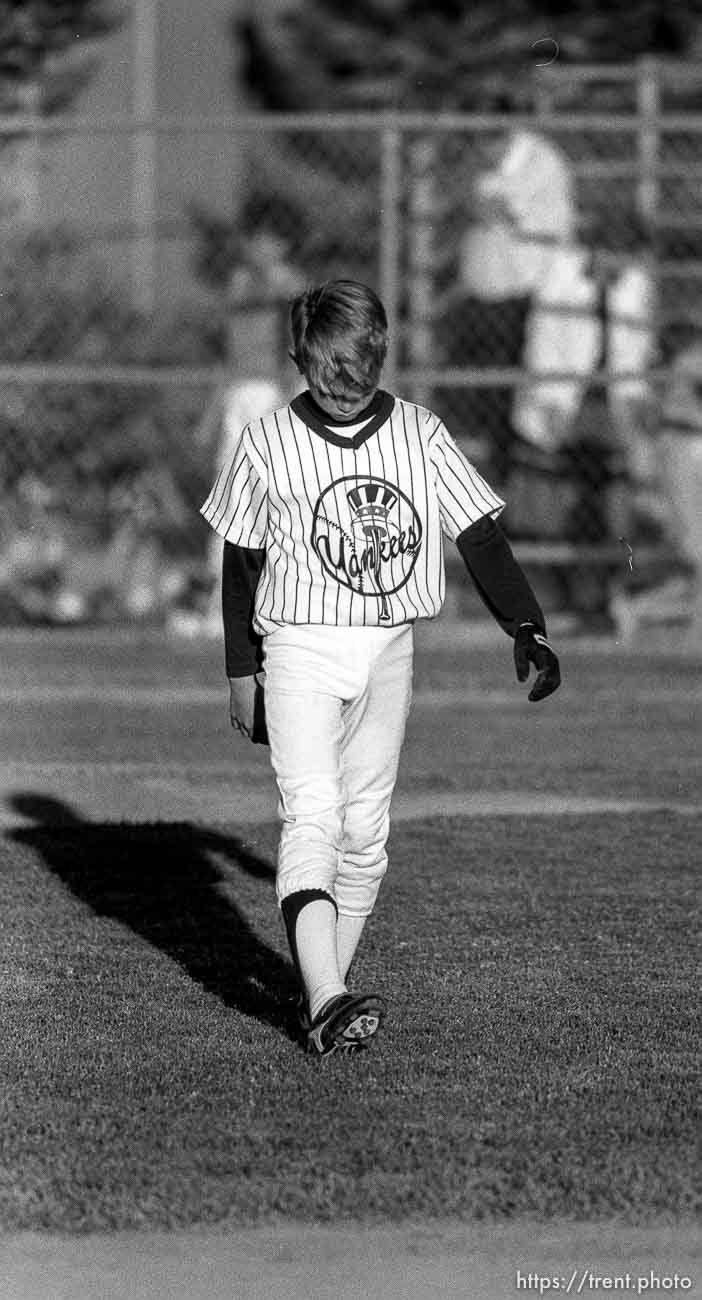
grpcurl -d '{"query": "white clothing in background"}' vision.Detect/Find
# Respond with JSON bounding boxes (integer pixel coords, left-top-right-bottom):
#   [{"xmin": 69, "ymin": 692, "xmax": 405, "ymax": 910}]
[
  {"xmin": 513, "ymin": 250, "xmax": 656, "ymax": 452},
  {"xmin": 512, "ymin": 247, "xmax": 599, "ymax": 451},
  {"xmin": 218, "ymin": 378, "xmax": 288, "ymax": 465},
  {"xmin": 461, "ymin": 129, "xmax": 576, "ymax": 300},
  {"xmin": 608, "ymin": 264, "xmax": 657, "ymax": 407}
]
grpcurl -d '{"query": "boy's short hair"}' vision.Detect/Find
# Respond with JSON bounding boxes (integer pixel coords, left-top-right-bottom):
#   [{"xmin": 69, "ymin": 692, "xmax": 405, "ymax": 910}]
[{"xmin": 290, "ymin": 280, "xmax": 388, "ymax": 394}]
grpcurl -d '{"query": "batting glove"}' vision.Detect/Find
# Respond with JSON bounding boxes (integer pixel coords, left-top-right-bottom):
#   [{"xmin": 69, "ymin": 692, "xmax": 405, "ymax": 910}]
[{"xmin": 514, "ymin": 622, "xmax": 561, "ymax": 703}]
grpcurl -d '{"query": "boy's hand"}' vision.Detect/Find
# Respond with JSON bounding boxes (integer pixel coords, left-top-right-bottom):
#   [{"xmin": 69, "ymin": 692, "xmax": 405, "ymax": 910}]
[
  {"xmin": 514, "ymin": 623, "xmax": 561, "ymax": 702},
  {"xmin": 228, "ymin": 675, "xmax": 269, "ymax": 745}
]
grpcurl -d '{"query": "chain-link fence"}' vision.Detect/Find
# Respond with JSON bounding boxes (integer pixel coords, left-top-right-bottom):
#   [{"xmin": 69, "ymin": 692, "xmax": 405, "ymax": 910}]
[{"xmin": 2, "ymin": 61, "xmax": 702, "ymax": 625}]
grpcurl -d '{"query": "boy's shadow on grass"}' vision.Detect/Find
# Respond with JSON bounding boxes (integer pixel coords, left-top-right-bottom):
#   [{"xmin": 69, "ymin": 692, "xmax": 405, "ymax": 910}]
[{"xmin": 8, "ymin": 792, "xmax": 299, "ymax": 1041}]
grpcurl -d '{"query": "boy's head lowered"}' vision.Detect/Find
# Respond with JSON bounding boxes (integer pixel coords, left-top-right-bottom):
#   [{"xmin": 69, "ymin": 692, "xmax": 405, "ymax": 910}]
[{"xmin": 290, "ymin": 280, "xmax": 388, "ymax": 419}]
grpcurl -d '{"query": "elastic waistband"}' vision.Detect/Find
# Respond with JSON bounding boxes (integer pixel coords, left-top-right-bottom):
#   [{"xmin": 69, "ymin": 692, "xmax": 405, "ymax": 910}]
[{"xmin": 266, "ymin": 621, "xmax": 413, "ymax": 649}]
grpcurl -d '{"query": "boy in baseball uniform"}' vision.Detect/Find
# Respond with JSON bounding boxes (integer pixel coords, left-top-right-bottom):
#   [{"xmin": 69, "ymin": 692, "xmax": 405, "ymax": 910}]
[{"xmin": 201, "ymin": 280, "xmax": 560, "ymax": 1056}]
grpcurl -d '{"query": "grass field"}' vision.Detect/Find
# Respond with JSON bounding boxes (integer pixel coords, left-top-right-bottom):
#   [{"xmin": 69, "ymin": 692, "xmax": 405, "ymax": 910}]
[{"xmin": 1, "ymin": 622, "xmax": 701, "ymax": 1288}]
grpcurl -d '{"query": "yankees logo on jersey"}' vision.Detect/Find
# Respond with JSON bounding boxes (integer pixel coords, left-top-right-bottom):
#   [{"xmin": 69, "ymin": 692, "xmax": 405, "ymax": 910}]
[
  {"xmin": 200, "ymin": 389, "xmax": 505, "ymax": 633},
  {"xmin": 312, "ymin": 475, "xmax": 422, "ymax": 621}
]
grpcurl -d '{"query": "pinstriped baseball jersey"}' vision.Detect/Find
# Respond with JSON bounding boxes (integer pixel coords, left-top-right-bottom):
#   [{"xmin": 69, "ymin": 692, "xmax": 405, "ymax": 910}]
[{"xmin": 200, "ymin": 389, "xmax": 505, "ymax": 633}]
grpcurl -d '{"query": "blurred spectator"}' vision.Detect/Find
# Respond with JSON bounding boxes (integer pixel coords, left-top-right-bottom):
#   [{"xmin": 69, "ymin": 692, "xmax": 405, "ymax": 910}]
[
  {"xmin": 655, "ymin": 334, "xmax": 702, "ymax": 643},
  {"xmin": 99, "ymin": 465, "xmax": 193, "ymax": 619},
  {"xmin": 438, "ymin": 127, "xmax": 576, "ymax": 483},
  {"xmin": 509, "ymin": 221, "xmax": 658, "ymax": 631},
  {"xmin": 0, "ymin": 465, "xmax": 190, "ymax": 625},
  {"xmin": 460, "ymin": 126, "xmax": 577, "ymax": 299},
  {"xmin": 43, "ymin": 463, "xmax": 192, "ymax": 625},
  {"xmin": 510, "ymin": 240, "xmax": 599, "ymax": 459},
  {"xmin": 226, "ymin": 226, "xmax": 304, "ymax": 317},
  {"xmin": 169, "ymin": 237, "xmax": 304, "ymax": 637},
  {"xmin": 0, "ymin": 474, "xmax": 67, "ymax": 623}
]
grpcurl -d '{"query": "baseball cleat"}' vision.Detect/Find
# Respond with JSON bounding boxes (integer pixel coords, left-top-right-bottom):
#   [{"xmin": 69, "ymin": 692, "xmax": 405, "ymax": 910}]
[{"xmin": 302, "ymin": 991, "xmax": 386, "ymax": 1056}]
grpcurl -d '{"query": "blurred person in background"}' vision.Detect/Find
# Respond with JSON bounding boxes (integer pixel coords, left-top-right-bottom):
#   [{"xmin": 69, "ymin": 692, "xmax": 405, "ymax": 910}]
[
  {"xmin": 651, "ymin": 330, "xmax": 702, "ymax": 644},
  {"xmin": 0, "ymin": 465, "xmax": 190, "ymax": 627},
  {"xmin": 170, "ymin": 228, "xmax": 304, "ymax": 636},
  {"xmin": 437, "ymin": 125, "xmax": 576, "ymax": 489},
  {"xmin": 510, "ymin": 216, "xmax": 658, "ymax": 633},
  {"xmin": 461, "ymin": 125, "xmax": 577, "ymax": 301},
  {"xmin": 100, "ymin": 461, "xmax": 193, "ymax": 620},
  {"xmin": 38, "ymin": 460, "xmax": 192, "ymax": 626},
  {"xmin": 0, "ymin": 473, "xmax": 68, "ymax": 623}
]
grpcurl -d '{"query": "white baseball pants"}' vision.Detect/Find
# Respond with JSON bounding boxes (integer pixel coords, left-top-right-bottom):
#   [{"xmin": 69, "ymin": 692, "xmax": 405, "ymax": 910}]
[{"xmin": 262, "ymin": 622, "xmax": 414, "ymax": 917}]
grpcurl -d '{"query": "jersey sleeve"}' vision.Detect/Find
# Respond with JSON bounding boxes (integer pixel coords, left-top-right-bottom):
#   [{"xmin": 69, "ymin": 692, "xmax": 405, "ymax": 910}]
[
  {"xmin": 200, "ymin": 424, "xmax": 268, "ymax": 547},
  {"xmin": 428, "ymin": 417, "xmax": 505, "ymax": 541}
]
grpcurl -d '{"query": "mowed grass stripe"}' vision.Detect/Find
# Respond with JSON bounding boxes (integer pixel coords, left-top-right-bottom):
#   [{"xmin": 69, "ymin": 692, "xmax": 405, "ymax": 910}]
[
  {"xmin": 2, "ymin": 685, "xmax": 702, "ymax": 705},
  {"xmin": 1, "ymin": 811, "xmax": 699, "ymax": 1231},
  {"xmin": 0, "ymin": 686, "xmax": 521, "ymax": 707},
  {"xmin": 1, "ymin": 773, "xmax": 702, "ymax": 824}
]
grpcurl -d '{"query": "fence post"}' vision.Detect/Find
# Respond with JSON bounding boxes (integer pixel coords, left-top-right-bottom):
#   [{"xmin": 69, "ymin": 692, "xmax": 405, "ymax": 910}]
[
  {"xmin": 380, "ymin": 123, "xmax": 402, "ymax": 390},
  {"xmin": 132, "ymin": 0, "xmax": 158, "ymax": 315},
  {"xmin": 407, "ymin": 134, "xmax": 436, "ymax": 406},
  {"xmin": 637, "ymin": 55, "xmax": 659, "ymax": 230},
  {"xmin": 636, "ymin": 55, "xmax": 661, "ymax": 369}
]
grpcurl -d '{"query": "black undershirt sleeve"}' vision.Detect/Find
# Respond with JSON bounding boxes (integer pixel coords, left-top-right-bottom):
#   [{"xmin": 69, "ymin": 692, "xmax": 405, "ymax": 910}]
[
  {"xmin": 221, "ymin": 540, "xmax": 266, "ymax": 677},
  {"xmin": 455, "ymin": 515, "xmax": 545, "ymax": 638}
]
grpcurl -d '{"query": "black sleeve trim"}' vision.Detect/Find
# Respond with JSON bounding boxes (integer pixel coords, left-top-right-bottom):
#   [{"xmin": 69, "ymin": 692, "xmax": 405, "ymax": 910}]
[
  {"xmin": 222, "ymin": 540, "xmax": 265, "ymax": 677},
  {"xmin": 455, "ymin": 515, "xmax": 545, "ymax": 638}
]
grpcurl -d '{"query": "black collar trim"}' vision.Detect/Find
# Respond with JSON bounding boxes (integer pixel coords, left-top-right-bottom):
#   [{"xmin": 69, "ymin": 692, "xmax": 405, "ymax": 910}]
[{"xmin": 291, "ymin": 389, "xmax": 395, "ymax": 448}]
